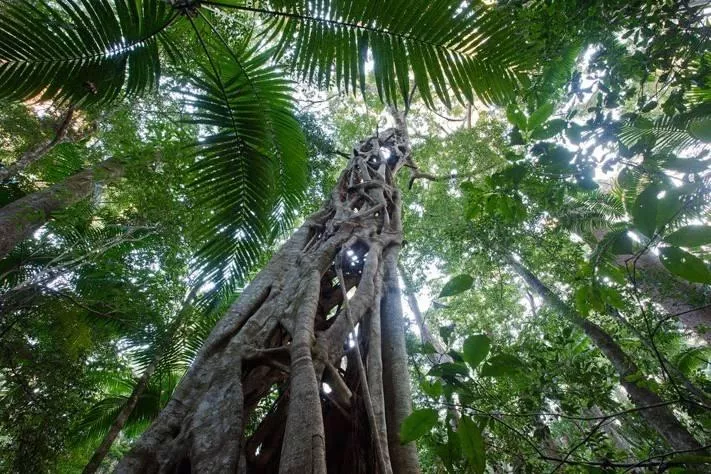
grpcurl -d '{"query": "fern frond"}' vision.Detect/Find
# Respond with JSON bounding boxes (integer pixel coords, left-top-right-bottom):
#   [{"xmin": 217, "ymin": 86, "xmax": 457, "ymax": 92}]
[{"xmin": 557, "ymin": 191, "xmax": 626, "ymax": 235}]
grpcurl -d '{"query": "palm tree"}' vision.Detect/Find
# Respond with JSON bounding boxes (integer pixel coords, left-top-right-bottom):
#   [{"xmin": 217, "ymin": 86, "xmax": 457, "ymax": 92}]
[{"xmin": 0, "ymin": 1, "xmax": 534, "ymax": 471}]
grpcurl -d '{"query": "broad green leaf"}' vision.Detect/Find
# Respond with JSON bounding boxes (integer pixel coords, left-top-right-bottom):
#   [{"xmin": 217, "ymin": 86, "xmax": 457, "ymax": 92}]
[
  {"xmin": 428, "ymin": 362, "xmax": 469, "ymax": 379},
  {"xmin": 420, "ymin": 379, "xmax": 443, "ymax": 398},
  {"xmin": 506, "ymin": 105, "xmax": 527, "ymax": 130},
  {"xmin": 531, "ymin": 118, "xmax": 566, "ymax": 140},
  {"xmin": 462, "ymin": 334, "xmax": 491, "ymax": 370},
  {"xmin": 480, "ymin": 354, "xmax": 523, "ymax": 377},
  {"xmin": 440, "ymin": 324, "xmax": 456, "ymax": 344},
  {"xmin": 608, "ymin": 230, "xmax": 634, "ymax": 255},
  {"xmin": 565, "ymin": 122, "xmax": 583, "ymax": 144},
  {"xmin": 664, "ymin": 226, "xmax": 711, "ymax": 247},
  {"xmin": 656, "ymin": 185, "xmax": 694, "ymax": 229},
  {"xmin": 420, "ymin": 342, "xmax": 438, "ymax": 354},
  {"xmin": 539, "ymin": 145, "xmax": 573, "ymax": 172},
  {"xmin": 400, "ymin": 408, "xmax": 438, "ymax": 444},
  {"xmin": 458, "ymin": 416, "xmax": 486, "ymax": 474},
  {"xmin": 439, "ymin": 274, "xmax": 474, "ymax": 297},
  {"xmin": 527, "ymin": 103, "xmax": 554, "ymax": 130},
  {"xmin": 632, "ymin": 184, "xmax": 659, "ymax": 238},
  {"xmin": 660, "ymin": 247, "xmax": 711, "ymax": 284}
]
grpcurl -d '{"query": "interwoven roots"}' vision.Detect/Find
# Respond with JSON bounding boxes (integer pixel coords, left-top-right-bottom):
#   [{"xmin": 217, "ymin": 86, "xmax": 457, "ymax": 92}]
[{"xmin": 117, "ymin": 127, "xmax": 417, "ymax": 474}]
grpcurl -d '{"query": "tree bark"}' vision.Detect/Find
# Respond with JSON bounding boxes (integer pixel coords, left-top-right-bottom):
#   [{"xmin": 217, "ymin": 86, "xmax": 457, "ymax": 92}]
[
  {"xmin": 82, "ymin": 363, "xmax": 157, "ymax": 474},
  {"xmin": 0, "ymin": 105, "xmax": 77, "ymax": 183},
  {"xmin": 507, "ymin": 256, "xmax": 703, "ymax": 452},
  {"xmin": 0, "ymin": 157, "xmax": 124, "ymax": 259},
  {"xmin": 617, "ymin": 251, "xmax": 711, "ymax": 345},
  {"xmin": 117, "ymin": 124, "xmax": 419, "ymax": 473}
]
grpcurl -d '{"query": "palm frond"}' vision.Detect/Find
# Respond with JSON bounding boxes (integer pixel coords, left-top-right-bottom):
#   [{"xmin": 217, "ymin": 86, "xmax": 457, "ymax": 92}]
[
  {"xmin": 185, "ymin": 42, "xmax": 307, "ymax": 291},
  {"xmin": 0, "ymin": 0, "xmax": 177, "ymax": 105},
  {"xmin": 619, "ymin": 113, "xmax": 711, "ymax": 154},
  {"xmin": 556, "ymin": 190, "xmax": 626, "ymax": 235},
  {"xmin": 207, "ymin": 0, "xmax": 533, "ymax": 107}
]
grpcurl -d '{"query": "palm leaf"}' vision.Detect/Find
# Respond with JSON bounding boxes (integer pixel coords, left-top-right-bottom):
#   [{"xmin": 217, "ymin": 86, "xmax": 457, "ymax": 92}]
[
  {"xmin": 619, "ymin": 113, "xmax": 711, "ymax": 154},
  {"xmin": 0, "ymin": 0, "xmax": 177, "ymax": 105},
  {"xmin": 184, "ymin": 41, "xmax": 307, "ymax": 292},
  {"xmin": 206, "ymin": 0, "xmax": 534, "ymax": 107}
]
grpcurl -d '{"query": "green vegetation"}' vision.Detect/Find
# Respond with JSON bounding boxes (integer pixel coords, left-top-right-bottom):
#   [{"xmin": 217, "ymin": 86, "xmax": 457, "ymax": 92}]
[{"xmin": 0, "ymin": 0, "xmax": 709, "ymax": 472}]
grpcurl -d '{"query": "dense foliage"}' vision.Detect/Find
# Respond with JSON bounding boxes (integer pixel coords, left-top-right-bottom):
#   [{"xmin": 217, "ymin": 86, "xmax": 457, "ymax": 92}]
[{"xmin": 0, "ymin": 0, "xmax": 709, "ymax": 472}]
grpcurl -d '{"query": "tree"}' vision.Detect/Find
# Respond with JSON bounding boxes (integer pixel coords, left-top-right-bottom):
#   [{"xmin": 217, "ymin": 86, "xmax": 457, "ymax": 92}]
[
  {"xmin": 507, "ymin": 256, "xmax": 702, "ymax": 452},
  {"xmin": 1, "ymin": 0, "xmax": 710, "ymax": 472}
]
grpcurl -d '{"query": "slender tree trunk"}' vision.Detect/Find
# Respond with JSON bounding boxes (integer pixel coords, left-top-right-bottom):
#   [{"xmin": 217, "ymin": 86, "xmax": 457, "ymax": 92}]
[
  {"xmin": 0, "ymin": 106, "xmax": 76, "ymax": 182},
  {"xmin": 0, "ymin": 157, "xmax": 124, "ymax": 259},
  {"xmin": 117, "ymin": 124, "xmax": 420, "ymax": 473},
  {"xmin": 83, "ymin": 363, "xmax": 157, "ymax": 474},
  {"xmin": 617, "ymin": 251, "xmax": 711, "ymax": 345},
  {"xmin": 507, "ymin": 256, "xmax": 703, "ymax": 452},
  {"xmin": 82, "ymin": 288, "xmax": 199, "ymax": 474},
  {"xmin": 607, "ymin": 306, "xmax": 711, "ymax": 407}
]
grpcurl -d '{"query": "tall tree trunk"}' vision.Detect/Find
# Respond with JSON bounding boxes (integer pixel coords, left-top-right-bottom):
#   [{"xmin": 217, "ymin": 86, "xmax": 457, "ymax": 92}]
[
  {"xmin": 82, "ymin": 363, "xmax": 157, "ymax": 474},
  {"xmin": 0, "ymin": 105, "xmax": 78, "ymax": 183},
  {"xmin": 117, "ymin": 124, "xmax": 420, "ymax": 473},
  {"xmin": 0, "ymin": 157, "xmax": 124, "ymax": 259},
  {"xmin": 506, "ymin": 256, "xmax": 703, "ymax": 452},
  {"xmin": 82, "ymin": 288, "xmax": 199, "ymax": 474},
  {"xmin": 617, "ymin": 250, "xmax": 711, "ymax": 345}
]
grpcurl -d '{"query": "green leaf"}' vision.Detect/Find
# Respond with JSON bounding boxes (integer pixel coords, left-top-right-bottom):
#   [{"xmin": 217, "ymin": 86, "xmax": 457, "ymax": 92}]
[
  {"xmin": 506, "ymin": 105, "xmax": 527, "ymax": 130},
  {"xmin": 400, "ymin": 408, "xmax": 438, "ymax": 444},
  {"xmin": 527, "ymin": 103, "xmax": 554, "ymax": 130},
  {"xmin": 428, "ymin": 362, "xmax": 469, "ymax": 379},
  {"xmin": 480, "ymin": 354, "xmax": 523, "ymax": 377},
  {"xmin": 660, "ymin": 247, "xmax": 711, "ymax": 284},
  {"xmin": 661, "ymin": 158, "xmax": 709, "ymax": 174},
  {"xmin": 420, "ymin": 379, "xmax": 444, "ymax": 398},
  {"xmin": 531, "ymin": 118, "xmax": 566, "ymax": 140},
  {"xmin": 565, "ymin": 122, "xmax": 584, "ymax": 144},
  {"xmin": 439, "ymin": 324, "xmax": 456, "ymax": 344},
  {"xmin": 0, "ymin": 0, "xmax": 174, "ymax": 105},
  {"xmin": 689, "ymin": 117, "xmax": 711, "ymax": 142},
  {"xmin": 270, "ymin": 2, "xmax": 533, "ymax": 106},
  {"xmin": 458, "ymin": 416, "xmax": 486, "ymax": 474},
  {"xmin": 439, "ymin": 274, "xmax": 474, "ymax": 297},
  {"xmin": 632, "ymin": 184, "xmax": 659, "ymax": 238},
  {"xmin": 462, "ymin": 334, "xmax": 491, "ymax": 370},
  {"xmin": 664, "ymin": 226, "xmax": 711, "ymax": 248}
]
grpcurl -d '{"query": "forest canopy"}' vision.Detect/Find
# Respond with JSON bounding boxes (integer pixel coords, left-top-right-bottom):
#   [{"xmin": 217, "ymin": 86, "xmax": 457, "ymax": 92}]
[{"xmin": 0, "ymin": 0, "xmax": 710, "ymax": 473}]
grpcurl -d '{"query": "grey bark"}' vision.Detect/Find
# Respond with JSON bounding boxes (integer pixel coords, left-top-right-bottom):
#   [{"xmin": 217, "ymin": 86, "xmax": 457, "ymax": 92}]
[
  {"xmin": 116, "ymin": 125, "xmax": 418, "ymax": 473},
  {"xmin": 82, "ymin": 363, "xmax": 157, "ymax": 474},
  {"xmin": 0, "ymin": 157, "xmax": 124, "ymax": 259},
  {"xmin": 382, "ymin": 249, "xmax": 421, "ymax": 474},
  {"xmin": 0, "ymin": 105, "xmax": 78, "ymax": 183},
  {"xmin": 507, "ymin": 256, "xmax": 703, "ymax": 452},
  {"xmin": 617, "ymin": 251, "xmax": 711, "ymax": 345}
]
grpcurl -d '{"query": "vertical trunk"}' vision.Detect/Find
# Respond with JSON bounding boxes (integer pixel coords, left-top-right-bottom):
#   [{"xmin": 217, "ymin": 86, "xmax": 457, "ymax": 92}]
[
  {"xmin": 617, "ymin": 251, "xmax": 711, "ymax": 345},
  {"xmin": 82, "ymin": 289, "xmax": 199, "ymax": 474},
  {"xmin": 117, "ymin": 124, "xmax": 419, "ymax": 473},
  {"xmin": 381, "ymin": 249, "xmax": 421, "ymax": 474},
  {"xmin": 82, "ymin": 363, "xmax": 157, "ymax": 474},
  {"xmin": 0, "ymin": 105, "xmax": 77, "ymax": 183},
  {"xmin": 507, "ymin": 256, "xmax": 703, "ymax": 452},
  {"xmin": 0, "ymin": 157, "xmax": 124, "ymax": 259}
]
